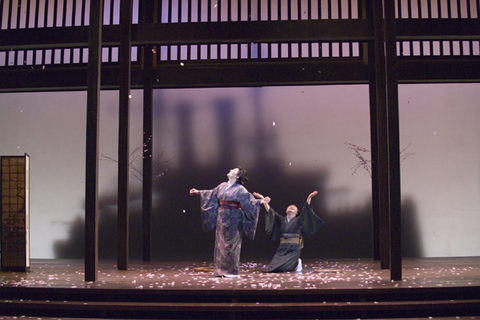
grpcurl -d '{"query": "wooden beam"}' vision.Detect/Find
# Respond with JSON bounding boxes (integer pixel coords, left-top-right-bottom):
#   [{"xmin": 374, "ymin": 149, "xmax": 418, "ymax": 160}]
[
  {"xmin": 0, "ymin": 19, "xmax": 372, "ymax": 50},
  {"xmin": 133, "ymin": 19, "xmax": 373, "ymax": 44},
  {"xmin": 384, "ymin": 0, "xmax": 402, "ymax": 282},
  {"xmin": 1, "ymin": 57, "xmax": 478, "ymax": 93},
  {"xmin": 396, "ymin": 19, "xmax": 480, "ymax": 40},
  {"xmin": 85, "ymin": 0, "xmax": 103, "ymax": 282},
  {"xmin": 2, "ymin": 18, "xmax": 479, "ymax": 51},
  {"xmin": 364, "ymin": 0, "xmax": 381, "ymax": 261},
  {"xmin": 141, "ymin": 0, "xmax": 156, "ymax": 262},
  {"xmin": 151, "ymin": 60, "xmax": 369, "ymax": 87},
  {"xmin": 373, "ymin": 0, "xmax": 390, "ymax": 271},
  {"xmin": 117, "ymin": 0, "xmax": 133, "ymax": 271}
]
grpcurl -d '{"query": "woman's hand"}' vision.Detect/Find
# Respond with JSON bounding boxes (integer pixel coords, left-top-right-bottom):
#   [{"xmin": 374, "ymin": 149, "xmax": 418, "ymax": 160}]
[
  {"xmin": 189, "ymin": 188, "xmax": 199, "ymax": 195},
  {"xmin": 306, "ymin": 191, "xmax": 318, "ymax": 205},
  {"xmin": 256, "ymin": 194, "xmax": 271, "ymax": 211},
  {"xmin": 260, "ymin": 196, "xmax": 271, "ymax": 205},
  {"xmin": 253, "ymin": 192, "xmax": 264, "ymax": 199}
]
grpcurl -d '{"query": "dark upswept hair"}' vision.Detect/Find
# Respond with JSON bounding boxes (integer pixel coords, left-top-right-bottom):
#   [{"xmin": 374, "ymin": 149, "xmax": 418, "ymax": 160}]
[{"xmin": 235, "ymin": 166, "xmax": 249, "ymax": 185}]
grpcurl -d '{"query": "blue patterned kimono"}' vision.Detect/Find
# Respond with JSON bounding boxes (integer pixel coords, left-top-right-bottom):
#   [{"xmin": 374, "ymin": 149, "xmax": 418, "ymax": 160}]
[
  {"xmin": 264, "ymin": 202, "xmax": 324, "ymax": 272},
  {"xmin": 199, "ymin": 182, "xmax": 262, "ymax": 276}
]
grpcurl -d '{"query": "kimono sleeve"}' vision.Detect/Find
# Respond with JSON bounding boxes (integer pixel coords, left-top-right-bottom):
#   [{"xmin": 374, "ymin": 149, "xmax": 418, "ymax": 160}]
[
  {"xmin": 198, "ymin": 185, "xmax": 221, "ymax": 232},
  {"xmin": 237, "ymin": 187, "xmax": 262, "ymax": 240},
  {"xmin": 265, "ymin": 207, "xmax": 283, "ymax": 241},
  {"xmin": 300, "ymin": 202, "xmax": 324, "ymax": 239}
]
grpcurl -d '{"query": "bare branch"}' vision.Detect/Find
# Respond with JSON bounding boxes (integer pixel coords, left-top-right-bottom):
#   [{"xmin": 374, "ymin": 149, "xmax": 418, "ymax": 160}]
[
  {"xmin": 345, "ymin": 141, "xmax": 414, "ymax": 177},
  {"xmin": 100, "ymin": 134, "xmax": 172, "ymax": 183},
  {"xmin": 344, "ymin": 141, "xmax": 372, "ymax": 177}
]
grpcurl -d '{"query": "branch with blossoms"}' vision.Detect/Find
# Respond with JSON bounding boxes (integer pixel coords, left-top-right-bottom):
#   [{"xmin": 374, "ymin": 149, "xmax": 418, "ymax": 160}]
[
  {"xmin": 344, "ymin": 141, "xmax": 414, "ymax": 177},
  {"xmin": 344, "ymin": 141, "xmax": 372, "ymax": 177},
  {"xmin": 100, "ymin": 135, "xmax": 172, "ymax": 183}
]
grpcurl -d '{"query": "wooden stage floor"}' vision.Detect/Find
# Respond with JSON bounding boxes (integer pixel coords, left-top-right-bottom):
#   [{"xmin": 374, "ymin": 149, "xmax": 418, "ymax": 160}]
[
  {"xmin": 0, "ymin": 257, "xmax": 480, "ymax": 290},
  {"xmin": 1, "ymin": 257, "xmax": 479, "ymax": 320},
  {"xmin": 1, "ymin": 257, "xmax": 480, "ymax": 291}
]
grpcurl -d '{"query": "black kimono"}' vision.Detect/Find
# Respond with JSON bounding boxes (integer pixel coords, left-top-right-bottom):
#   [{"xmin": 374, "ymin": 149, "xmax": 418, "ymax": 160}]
[{"xmin": 264, "ymin": 202, "xmax": 324, "ymax": 272}]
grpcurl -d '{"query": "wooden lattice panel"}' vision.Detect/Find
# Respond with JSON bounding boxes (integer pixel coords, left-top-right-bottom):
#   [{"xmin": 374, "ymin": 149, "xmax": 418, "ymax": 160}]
[{"xmin": 1, "ymin": 154, "xmax": 30, "ymax": 272}]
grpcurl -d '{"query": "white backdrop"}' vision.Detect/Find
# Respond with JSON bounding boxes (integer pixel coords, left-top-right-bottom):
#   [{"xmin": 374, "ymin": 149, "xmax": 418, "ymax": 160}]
[{"xmin": 0, "ymin": 83, "xmax": 479, "ymax": 259}]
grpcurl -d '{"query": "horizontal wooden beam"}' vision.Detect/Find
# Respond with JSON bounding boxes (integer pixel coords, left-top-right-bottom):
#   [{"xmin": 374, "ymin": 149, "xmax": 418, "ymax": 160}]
[
  {"xmin": 150, "ymin": 59, "xmax": 369, "ymax": 87},
  {"xmin": 0, "ymin": 20, "xmax": 371, "ymax": 50},
  {"xmin": 2, "ymin": 18, "xmax": 479, "ymax": 51},
  {"xmin": 1, "ymin": 57, "xmax": 478, "ymax": 93},
  {"xmin": 398, "ymin": 58, "xmax": 480, "ymax": 83},
  {"xmin": 135, "ymin": 19, "xmax": 373, "ymax": 44},
  {"xmin": 396, "ymin": 19, "xmax": 480, "ymax": 41}
]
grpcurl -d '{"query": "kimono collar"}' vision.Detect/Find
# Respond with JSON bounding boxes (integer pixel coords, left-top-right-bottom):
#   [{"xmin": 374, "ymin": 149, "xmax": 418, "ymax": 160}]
[
  {"xmin": 286, "ymin": 214, "xmax": 297, "ymax": 223},
  {"xmin": 225, "ymin": 182, "xmax": 237, "ymax": 190}
]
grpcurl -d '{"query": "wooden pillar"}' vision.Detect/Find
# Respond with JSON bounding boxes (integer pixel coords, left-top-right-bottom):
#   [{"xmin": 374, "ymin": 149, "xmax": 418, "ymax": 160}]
[
  {"xmin": 118, "ymin": 0, "xmax": 133, "ymax": 271},
  {"xmin": 364, "ymin": 0, "xmax": 381, "ymax": 261},
  {"xmin": 384, "ymin": 0, "xmax": 402, "ymax": 281},
  {"xmin": 141, "ymin": 1, "xmax": 156, "ymax": 262},
  {"xmin": 85, "ymin": 0, "xmax": 103, "ymax": 282},
  {"xmin": 371, "ymin": 0, "xmax": 402, "ymax": 280},
  {"xmin": 372, "ymin": 0, "xmax": 390, "ymax": 270},
  {"xmin": 142, "ymin": 53, "xmax": 153, "ymax": 262}
]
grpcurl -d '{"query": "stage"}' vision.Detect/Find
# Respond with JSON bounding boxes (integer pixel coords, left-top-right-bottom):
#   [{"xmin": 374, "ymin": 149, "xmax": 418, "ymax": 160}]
[
  {"xmin": 0, "ymin": 257, "xmax": 480, "ymax": 319},
  {"xmin": 1, "ymin": 257, "xmax": 480, "ymax": 290}
]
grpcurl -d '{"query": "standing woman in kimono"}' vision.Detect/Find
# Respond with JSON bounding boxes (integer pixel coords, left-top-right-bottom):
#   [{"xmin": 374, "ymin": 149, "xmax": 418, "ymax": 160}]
[
  {"xmin": 254, "ymin": 191, "xmax": 324, "ymax": 273},
  {"xmin": 190, "ymin": 167, "xmax": 270, "ymax": 277}
]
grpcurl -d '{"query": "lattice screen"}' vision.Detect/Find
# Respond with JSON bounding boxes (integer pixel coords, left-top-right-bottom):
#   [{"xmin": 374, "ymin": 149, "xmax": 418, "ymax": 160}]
[{"xmin": 1, "ymin": 154, "xmax": 30, "ymax": 272}]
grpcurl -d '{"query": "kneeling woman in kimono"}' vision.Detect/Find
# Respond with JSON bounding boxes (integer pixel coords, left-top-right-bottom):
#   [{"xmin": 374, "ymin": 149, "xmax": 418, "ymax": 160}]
[
  {"xmin": 254, "ymin": 191, "xmax": 324, "ymax": 273},
  {"xmin": 190, "ymin": 167, "xmax": 270, "ymax": 277}
]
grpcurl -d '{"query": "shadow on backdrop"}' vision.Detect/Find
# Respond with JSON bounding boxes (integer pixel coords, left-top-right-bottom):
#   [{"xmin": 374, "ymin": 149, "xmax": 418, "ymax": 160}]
[{"xmin": 54, "ymin": 89, "xmax": 423, "ymax": 261}]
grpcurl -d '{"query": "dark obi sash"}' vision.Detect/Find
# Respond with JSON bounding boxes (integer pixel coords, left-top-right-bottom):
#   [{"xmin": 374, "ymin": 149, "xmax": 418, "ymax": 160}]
[
  {"xmin": 219, "ymin": 199, "xmax": 241, "ymax": 209},
  {"xmin": 280, "ymin": 233, "xmax": 303, "ymax": 248}
]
